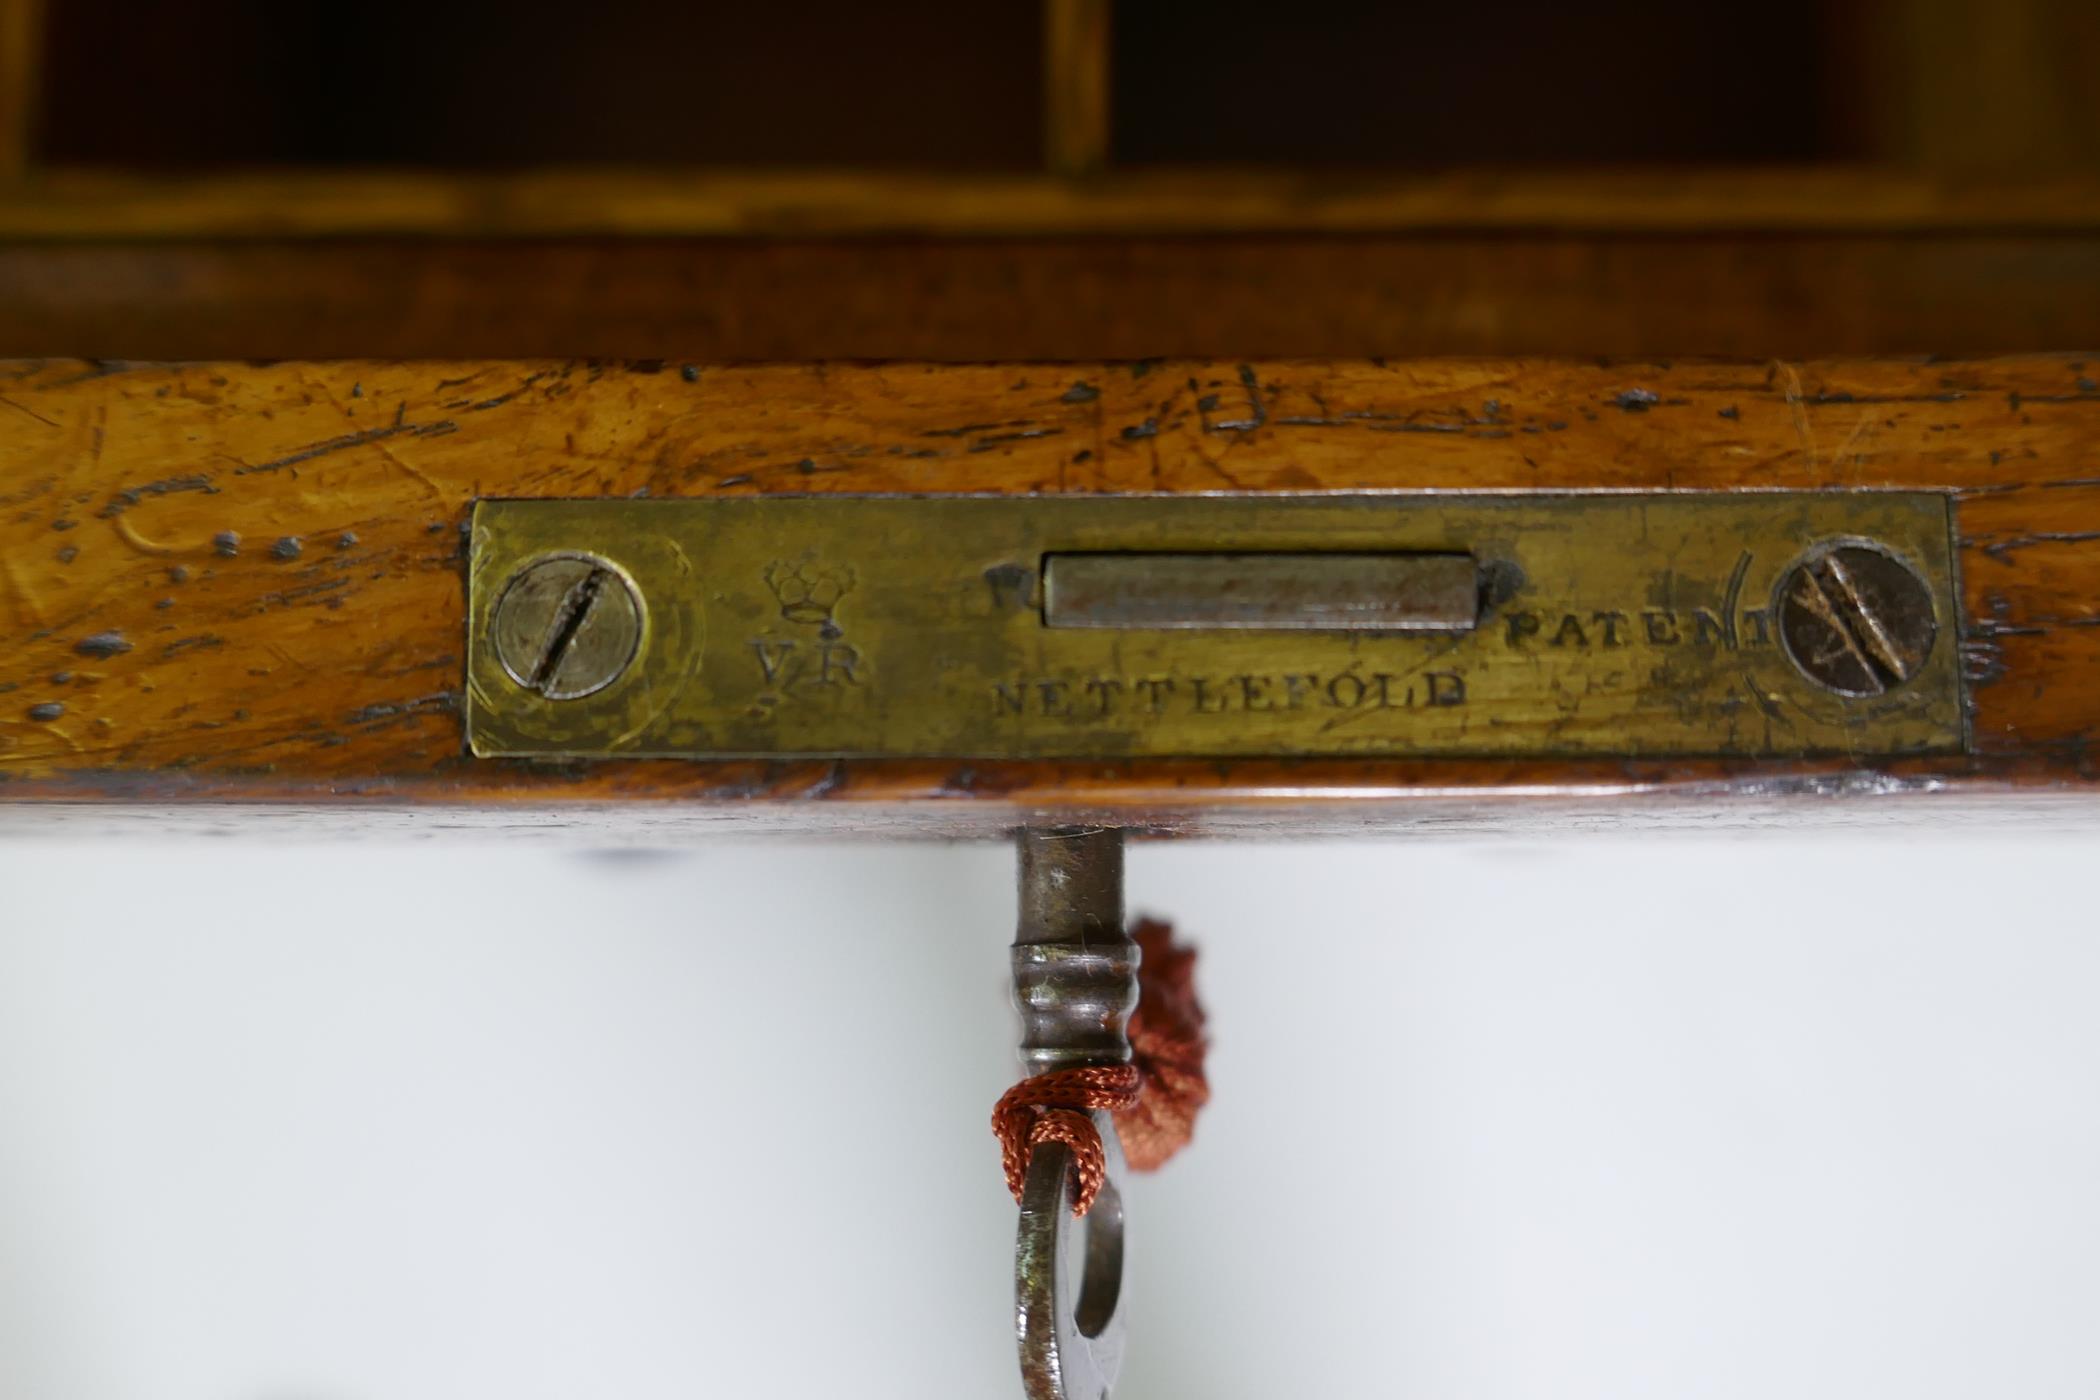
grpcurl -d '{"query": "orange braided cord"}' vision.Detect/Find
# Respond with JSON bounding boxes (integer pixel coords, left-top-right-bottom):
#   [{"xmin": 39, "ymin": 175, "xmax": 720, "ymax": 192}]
[
  {"xmin": 1116, "ymin": 918, "xmax": 1211, "ymax": 1171},
  {"xmin": 992, "ymin": 918, "xmax": 1210, "ymax": 1216},
  {"xmin": 993, "ymin": 1064, "xmax": 1143, "ymax": 1216}
]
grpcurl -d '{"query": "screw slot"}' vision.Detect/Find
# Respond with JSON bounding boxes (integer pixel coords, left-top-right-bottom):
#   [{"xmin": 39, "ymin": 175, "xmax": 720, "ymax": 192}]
[
  {"xmin": 1777, "ymin": 541, "xmax": 1936, "ymax": 696},
  {"xmin": 490, "ymin": 555, "xmax": 643, "ymax": 701}
]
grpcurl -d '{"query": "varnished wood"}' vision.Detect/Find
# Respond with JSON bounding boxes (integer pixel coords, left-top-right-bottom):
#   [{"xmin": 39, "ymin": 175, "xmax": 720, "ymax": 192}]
[
  {"xmin": 0, "ymin": 357, "xmax": 2095, "ymax": 831},
  {"xmin": 2, "ymin": 234, "xmax": 2097, "ymax": 363},
  {"xmin": 1868, "ymin": 0, "xmax": 2100, "ymax": 171},
  {"xmin": 4, "ymin": 169, "xmax": 2099, "ymax": 238},
  {"xmin": 1042, "ymin": 0, "xmax": 1111, "ymax": 177},
  {"xmin": 0, "ymin": 0, "xmax": 41, "ymax": 180},
  {"xmin": 6, "ymin": 170, "xmax": 2094, "ymax": 363}
]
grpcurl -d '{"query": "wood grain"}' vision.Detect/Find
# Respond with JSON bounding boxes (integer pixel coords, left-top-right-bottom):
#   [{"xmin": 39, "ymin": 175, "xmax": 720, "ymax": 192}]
[
  {"xmin": 7, "ymin": 170, "xmax": 2094, "ymax": 365},
  {"xmin": 2, "ymin": 233, "xmax": 2097, "ymax": 363},
  {"xmin": 0, "ymin": 357, "xmax": 2095, "ymax": 831}
]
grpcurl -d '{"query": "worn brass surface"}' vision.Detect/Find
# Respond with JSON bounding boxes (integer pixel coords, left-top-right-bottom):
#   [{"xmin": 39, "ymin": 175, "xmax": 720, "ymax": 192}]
[
  {"xmin": 1043, "ymin": 552, "xmax": 1478, "ymax": 631},
  {"xmin": 466, "ymin": 494, "xmax": 1963, "ymax": 760}
]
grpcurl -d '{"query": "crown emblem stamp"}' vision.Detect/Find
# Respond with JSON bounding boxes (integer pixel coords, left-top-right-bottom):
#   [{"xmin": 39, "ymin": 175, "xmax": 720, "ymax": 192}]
[
  {"xmin": 748, "ymin": 555, "xmax": 868, "ymax": 706},
  {"xmin": 764, "ymin": 558, "xmax": 856, "ymax": 638}
]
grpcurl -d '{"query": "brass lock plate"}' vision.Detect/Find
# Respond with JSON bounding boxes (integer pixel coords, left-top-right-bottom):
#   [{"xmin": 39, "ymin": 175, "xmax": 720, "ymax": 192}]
[{"xmin": 465, "ymin": 493, "xmax": 1963, "ymax": 760}]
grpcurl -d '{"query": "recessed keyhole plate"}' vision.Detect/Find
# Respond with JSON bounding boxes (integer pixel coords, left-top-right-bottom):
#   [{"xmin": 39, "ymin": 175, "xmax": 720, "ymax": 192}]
[{"xmin": 465, "ymin": 493, "xmax": 1963, "ymax": 761}]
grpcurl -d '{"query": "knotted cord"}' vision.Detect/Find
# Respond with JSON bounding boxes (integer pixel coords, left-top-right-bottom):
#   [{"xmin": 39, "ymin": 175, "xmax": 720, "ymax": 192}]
[{"xmin": 992, "ymin": 918, "xmax": 1210, "ymax": 1216}]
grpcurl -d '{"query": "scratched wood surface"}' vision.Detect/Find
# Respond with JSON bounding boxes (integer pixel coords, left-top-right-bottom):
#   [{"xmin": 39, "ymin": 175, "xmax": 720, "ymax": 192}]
[{"xmin": 0, "ymin": 357, "xmax": 2094, "ymax": 832}]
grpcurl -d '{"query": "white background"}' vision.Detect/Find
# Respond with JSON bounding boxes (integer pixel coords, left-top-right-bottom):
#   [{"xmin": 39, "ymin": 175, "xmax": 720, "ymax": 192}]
[{"xmin": 1, "ymin": 832, "xmax": 2095, "ymax": 1399}]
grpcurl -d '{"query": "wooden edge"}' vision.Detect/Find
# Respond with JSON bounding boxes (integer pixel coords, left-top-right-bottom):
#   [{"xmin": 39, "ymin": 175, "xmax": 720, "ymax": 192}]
[
  {"xmin": 0, "ymin": 755, "xmax": 2091, "ymax": 806},
  {"xmin": 2, "ymin": 355, "xmax": 2097, "ymax": 836},
  {"xmin": 4, "ymin": 167, "xmax": 2100, "ymax": 239},
  {"xmin": 0, "ymin": 0, "xmax": 42, "ymax": 182},
  {"xmin": 1043, "ymin": 0, "xmax": 1112, "ymax": 177},
  {"xmin": 3, "ymin": 235, "xmax": 2097, "ymax": 362},
  {"xmin": 4, "ymin": 786, "xmax": 2099, "ymax": 841}
]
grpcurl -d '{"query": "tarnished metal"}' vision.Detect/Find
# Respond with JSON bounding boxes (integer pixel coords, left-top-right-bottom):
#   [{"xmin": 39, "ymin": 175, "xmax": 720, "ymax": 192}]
[
  {"xmin": 1778, "ymin": 542, "xmax": 1939, "ymax": 696},
  {"xmin": 466, "ymin": 493, "xmax": 1965, "ymax": 759},
  {"xmin": 1042, "ymin": 551, "xmax": 1478, "ymax": 631},
  {"xmin": 1013, "ymin": 827, "xmax": 1134, "ymax": 1400},
  {"xmin": 488, "ymin": 554, "xmax": 644, "ymax": 701},
  {"xmin": 1012, "ymin": 942, "xmax": 1140, "ymax": 1077},
  {"xmin": 1016, "ymin": 1135, "xmax": 1127, "ymax": 1400},
  {"xmin": 1014, "ymin": 828, "xmax": 1136, "ymax": 1075},
  {"xmin": 1016, "ymin": 827, "xmax": 1126, "ymax": 946}
]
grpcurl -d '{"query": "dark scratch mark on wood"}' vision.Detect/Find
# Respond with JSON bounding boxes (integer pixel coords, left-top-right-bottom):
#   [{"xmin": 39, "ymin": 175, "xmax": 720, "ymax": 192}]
[
  {"xmin": 1979, "ymin": 529, "xmax": 2100, "ymax": 562},
  {"xmin": 98, "ymin": 474, "xmax": 217, "ymax": 518},
  {"xmin": 970, "ymin": 428, "xmax": 1061, "ymax": 451},
  {"xmin": 0, "ymin": 394, "xmax": 60, "ymax": 429},
  {"xmin": 1208, "ymin": 365, "xmax": 1269, "ymax": 432},
  {"xmin": 251, "ymin": 577, "xmax": 352, "ymax": 612},
  {"xmin": 346, "ymin": 692, "xmax": 458, "ymax": 727},
  {"xmin": 235, "ymin": 420, "xmax": 459, "ymax": 476},
  {"xmin": 921, "ymin": 420, "xmax": 1036, "ymax": 438},
  {"xmin": 1807, "ymin": 392, "xmax": 1966, "ymax": 405}
]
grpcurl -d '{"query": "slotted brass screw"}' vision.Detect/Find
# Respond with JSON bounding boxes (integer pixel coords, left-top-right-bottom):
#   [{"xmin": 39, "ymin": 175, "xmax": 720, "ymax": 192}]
[
  {"xmin": 1777, "ymin": 543, "xmax": 1936, "ymax": 696},
  {"xmin": 489, "ymin": 556, "xmax": 643, "ymax": 700}
]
